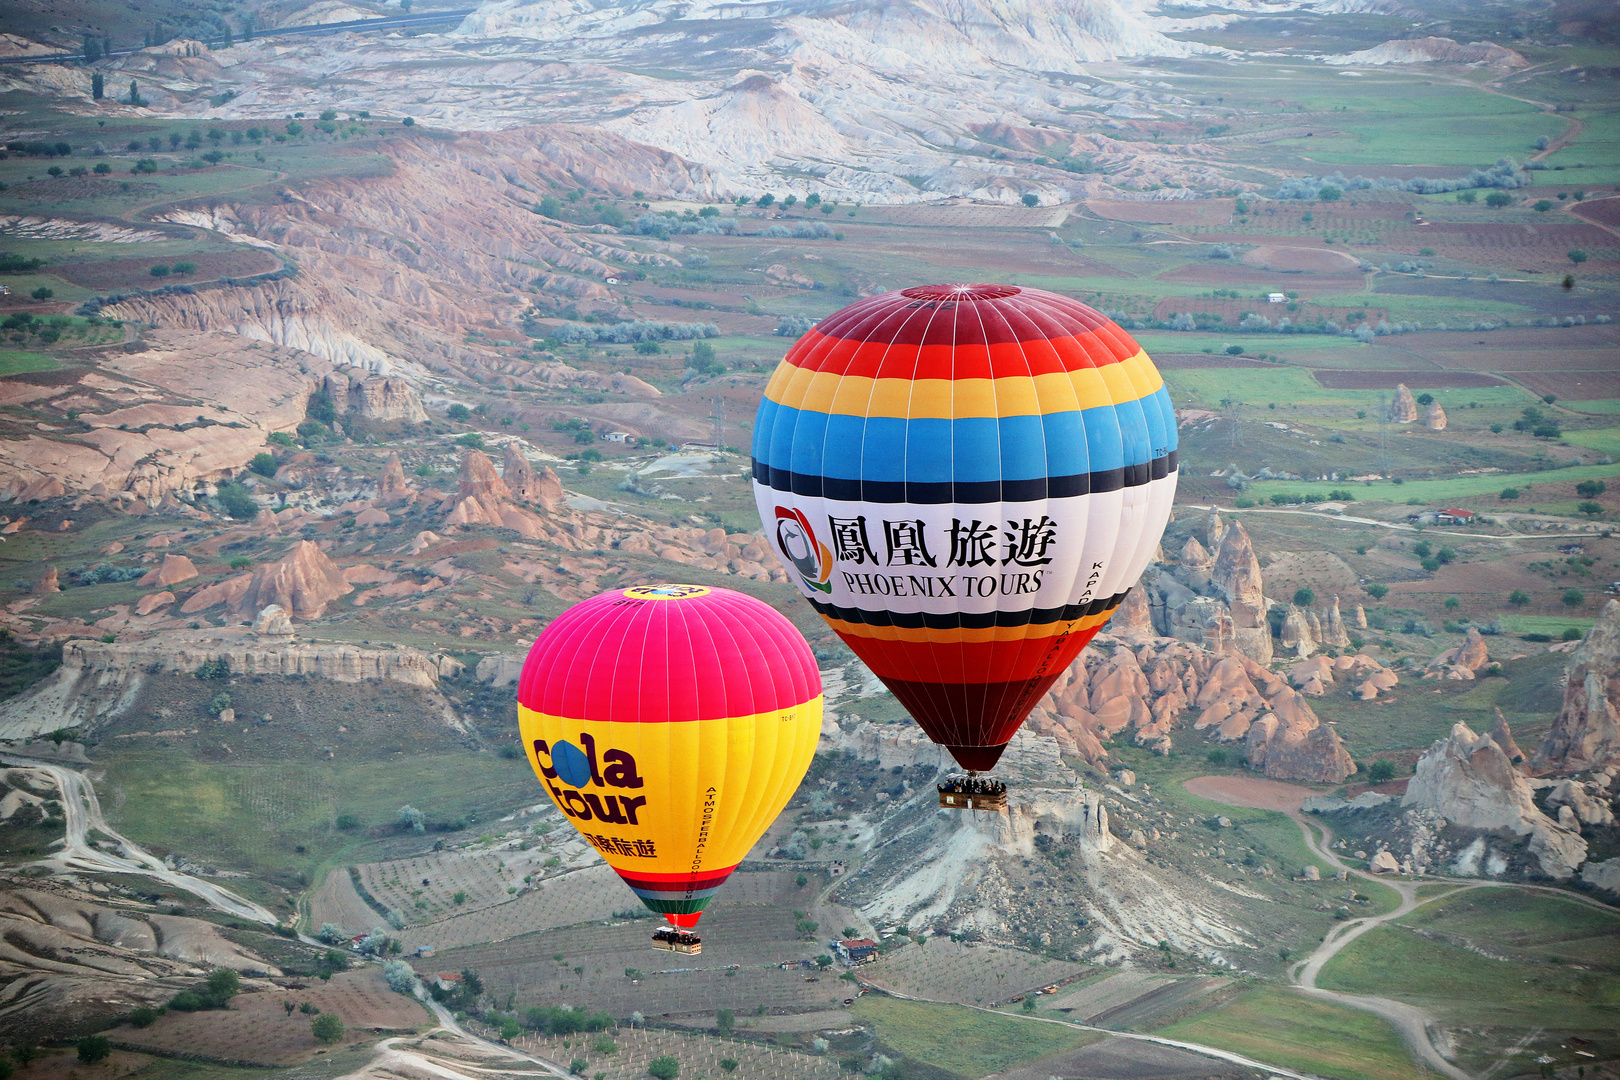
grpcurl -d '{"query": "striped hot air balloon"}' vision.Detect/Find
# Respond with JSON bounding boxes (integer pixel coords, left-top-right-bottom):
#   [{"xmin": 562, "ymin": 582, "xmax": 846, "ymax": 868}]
[
  {"xmin": 751, "ymin": 284, "xmax": 1176, "ymax": 774},
  {"xmin": 517, "ymin": 585, "xmax": 821, "ymax": 947}
]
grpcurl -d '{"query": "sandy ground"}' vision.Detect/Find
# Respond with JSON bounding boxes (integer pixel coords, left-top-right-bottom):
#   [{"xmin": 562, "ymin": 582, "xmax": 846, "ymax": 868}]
[{"xmin": 309, "ymin": 867, "xmax": 384, "ymax": 934}]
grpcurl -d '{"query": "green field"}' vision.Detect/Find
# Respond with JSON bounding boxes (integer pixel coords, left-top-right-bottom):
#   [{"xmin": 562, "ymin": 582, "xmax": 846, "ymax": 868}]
[
  {"xmin": 0, "ymin": 350, "xmax": 59, "ymax": 375},
  {"xmin": 1561, "ymin": 427, "xmax": 1620, "ymax": 459},
  {"xmin": 850, "ymin": 996, "xmax": 1100, "ymax": 1078},
  {"xmin": 1137, "ymin": 334, "xmax": 1366, "ymax": 358},
  {"xmin": 1154, "ymin": 988, "xmax": 1429, "ymax": 1080},
  {"xmin": 1497, "ymin": 613, "xmax": 1598, "ymax": 636},
  {"xmin": 1317, "ymin": 891, "xmax": 1620, "ymax": 1031},
  {"xmin": 1238, "ymin": 461, "xmax": 1620, "ymax": 504},
  {"xmin": 1562, "ymin": 400, "xmax": 1620, "ymax": 416}
]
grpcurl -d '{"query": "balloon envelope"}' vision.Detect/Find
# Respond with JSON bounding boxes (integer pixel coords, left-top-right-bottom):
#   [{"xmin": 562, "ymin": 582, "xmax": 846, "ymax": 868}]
[
  {"xmin": 751, "ymin": 284, "xmax": 1177, "ymax": 771},
  {"xmin": 518, "ymin": 584, "xmax": 822, "ymax": 926}
]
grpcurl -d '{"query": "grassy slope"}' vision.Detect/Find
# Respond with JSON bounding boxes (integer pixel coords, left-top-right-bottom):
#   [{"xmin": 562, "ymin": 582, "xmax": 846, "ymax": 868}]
[
  {"xmin": 1154, "ymin": 987, "xmax": 1430, "ymax": 1080},
  {"xmin": 850, "ymin": 996, "xmax": 1099, "ymax": 1079}
]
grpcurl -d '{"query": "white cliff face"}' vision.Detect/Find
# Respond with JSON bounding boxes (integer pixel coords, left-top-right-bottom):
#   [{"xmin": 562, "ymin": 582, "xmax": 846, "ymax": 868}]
[{"xmin": 1404, "ymin": 722, "xmax": 1587, "ymax": 879}]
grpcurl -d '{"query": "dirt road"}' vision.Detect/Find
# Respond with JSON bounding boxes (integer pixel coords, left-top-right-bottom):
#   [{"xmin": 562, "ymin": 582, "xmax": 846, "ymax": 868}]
[{"xmin": 1, "ymin": 752, "xmax": 278, "ymax": 925}]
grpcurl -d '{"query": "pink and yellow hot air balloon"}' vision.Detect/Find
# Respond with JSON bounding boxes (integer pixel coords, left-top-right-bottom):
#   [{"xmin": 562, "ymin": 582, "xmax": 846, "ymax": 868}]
[{"xmin": 517, "ymin": 585, "xmax": 821, "ymax": 951}]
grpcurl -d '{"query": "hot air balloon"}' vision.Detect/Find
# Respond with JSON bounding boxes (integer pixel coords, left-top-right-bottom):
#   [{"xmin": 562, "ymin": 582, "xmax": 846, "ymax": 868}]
[
  {"xmin": 750, "ymin": 284, "xmax": 1176, "ymax": 799},
  {"xmin": 517, "ymin": 584, "xmax": 821, "ymax": 952}
]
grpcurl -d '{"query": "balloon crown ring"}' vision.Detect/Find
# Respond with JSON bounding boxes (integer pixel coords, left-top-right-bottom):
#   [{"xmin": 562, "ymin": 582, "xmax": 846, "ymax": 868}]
[{"xmin": 900, "ymin": 283, "xmax": 1021, "ymax": 301}]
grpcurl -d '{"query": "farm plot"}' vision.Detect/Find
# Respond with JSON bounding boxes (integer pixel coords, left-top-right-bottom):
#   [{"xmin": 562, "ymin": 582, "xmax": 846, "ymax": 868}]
[
  {"xmin": 1158, "ymin": 265, "xmax": 1366, "ymax": 291},
  {"xmin": 1150, "ymin": 297, "xmax": 1386, "ymax": 326},
  {"xmin": 425, "ymin": 905, "xmax": 844, "ymax": 1017},
  {"xmin": 357, "ymin": 843, "xmax": 564, "ymax": 925},
  {"xmin": 309, "ymin": 866, "xmax": 383, "ymax": 936},
  {"xmin": 112, "ymin": 969, "xmax": 430, "ymax": 1066},
  {"xmin": 1378, "ymin": 221, "xmax": 1617, "ymax": 274},
  {"xmin": 870, "ymin": 203, "xmax": 1068, "ymax": 229},
  {"xmin": 512, "ymin": 1025, "xmax": 841, "ymax": 1080},
  {"xmin": 856, "ymin": 937, "xmax": 1094, "ymax": 1006},
  {"xmin": 1087, "ymin": 200, "xmax": 1237, "ymax": 227},
  {"xmin": 396, "ymin": 863, "xmax": 623, "ymax": 952}
]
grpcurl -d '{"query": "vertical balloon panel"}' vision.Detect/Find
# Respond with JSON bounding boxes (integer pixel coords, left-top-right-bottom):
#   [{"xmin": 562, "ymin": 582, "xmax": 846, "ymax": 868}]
[
  {"xmin": 752, "ymin": 284, "xmax": 1177, "ymax": 771},
  {"xmin": 518, "ymin": 585, "xmax": 822, "ymax": 925}
]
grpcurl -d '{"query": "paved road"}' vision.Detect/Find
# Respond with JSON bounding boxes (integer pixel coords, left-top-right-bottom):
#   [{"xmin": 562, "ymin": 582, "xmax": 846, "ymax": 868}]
[{"xmin": 1, "ymin": 752, "xmax": 277, "ymax": 924}]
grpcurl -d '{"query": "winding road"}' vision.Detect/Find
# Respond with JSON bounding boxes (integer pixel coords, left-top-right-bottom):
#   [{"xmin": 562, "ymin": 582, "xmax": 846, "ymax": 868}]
[{"xmin": 0, "ymin": 751, "xmax": 277, "ymax": 924}]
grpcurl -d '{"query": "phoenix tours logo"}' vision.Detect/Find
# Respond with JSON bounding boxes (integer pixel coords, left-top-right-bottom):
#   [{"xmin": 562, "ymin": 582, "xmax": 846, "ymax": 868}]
[{"xmin": 774, "ymin": 506, "xmax": 833, "ymax": 593}]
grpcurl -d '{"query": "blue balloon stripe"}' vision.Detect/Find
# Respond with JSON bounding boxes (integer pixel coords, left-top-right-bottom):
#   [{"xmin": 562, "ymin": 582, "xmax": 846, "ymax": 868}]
[{"xmin": 760, "ymin": 388, "xmax": 1175, "ymax": 484}]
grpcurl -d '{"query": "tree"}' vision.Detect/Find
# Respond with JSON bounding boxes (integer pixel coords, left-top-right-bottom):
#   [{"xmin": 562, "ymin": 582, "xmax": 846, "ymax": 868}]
[
  {"xmin": 570, "ymin": 1058, "xmax": 589, "ymax": 1075},
  {"xmin": 805, "ymin": 193, "xmax": 821, "ymax": 207},
  {"xmin": 1368, "ymin": 759, "xmax": 1396, "ymax": 783},
  {"xmin": 173, "ymin": 260, "xmax": 197, "ymax": 274},
  {"xmin": 1533, "ymin": 423, "xmax": 1562, "ymax": 439},
  {"xmin": 1225, "ymin": 344, "xmax": 1244, "ymax": 356},
  {"xmin": 397, "ymin": 805, "xmax": 425, "ymax": 832},
  {"xmin": 150, "ymin": 264, "xmax": 171, "ymax": 277},
  {"xmin": 1579, "ymin": 501, "xmax": 1603, "ymax": 516},
  {"xmin": 207, "ymin": 967, "xmax": 241, "ymax": 1001},
  {"xmin": 1569, "ymin": 249, "xmax": 1588, "ymax": 265},
  {"xmin": 721, "ymin": 1060, "xmax": 739, "ymax": 1073},
  {"xmin": 92, "ymin": 72, "xmax": 104, "ymax": 99},
  {"xmin": 1293, "ymin": 587, "xmax": 1315, "ymax": 607},
  {"xmin": 1562, "ymin": 589, "xmax": 1585, "ymax": 607},
  {"xmin": 757, "ymin": 193, "xmax": 775, "ymax": 208},
  {"xmin": 1500, "ymin": 487, "xmax": 1519, "ymax": 500},
  {"xmin": 1576, "ymin": 480, "xmax": 1606, "ymax": 498},
  {"xmin": 30, "ymin": 287, "xmax": 52, "ymax": 301},
  {"xmin": 249, "ymin": 452, "xmax": 278, "ymax": 477},
  {"xmin": 1485, "ymin": 191, "xmax": 1513, "ymax": 208},
  {"xmin": 95, "ymin": 161, "xmax": 111, "ymax": 174},
  {"xmin": 1365, "ymin": 583, "xmax": 1389, "ymax": 600},
  {"xmin": 1533, "ymin": 200, "xmax": 1553, "ymax": 212},
  {"xmin": 1444, "ymin": 597, "xmax": 1460, "ymax": 610},
  {"xmin": 402, "ymin": 116, "xmax": 415, "ymax": 126},
  {"xmin": 1021, "ymin": 193, "xmax": 1039, "ymax": 208},
  {"xmin": 1456, "ymin": 189, "xmax": 1477, "ymax": 203},
  {"xmin": 312, "ymin": 1013, "xmax": 345, "ymax": 1044},
  {"xmin": 131, "ymin": 1005, "xmax": 159, "ymax": 1027},
  {"xmin": 1318, "ymin": 185, "xmax": 1342, "ymax": 202},
  {"xmin": 1022, "ymin": 995, "xmax": 1038, "ymax": 1012},
  {"xmin": 128, "ymin": 80, "xmax": 145, "ymax": 106},
  {"xmin": 1510, "ymin": 590, "xmax": 1530, "ymax": 606},
  {"xmin": 717, "ymin": 1008, "xmax": 734, "ymax": 1034},
  {"xmin": 649, "ymin": 1056, "xmax": 680, "ymax": 1079}
]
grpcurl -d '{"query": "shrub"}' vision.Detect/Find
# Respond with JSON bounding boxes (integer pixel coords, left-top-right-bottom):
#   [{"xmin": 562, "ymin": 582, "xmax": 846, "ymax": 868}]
[
  {"xmin": 1576, "ymin": 480, "xmax": 1606, "ymax": 498},
  {"xmin": 1562, "ymin": 627, "xmax": 1584, "ymax": 641},
  {"xmin": 446, "ymin": 403, "xmax": 471, "ymax": 420},
  {"xmin": 312, "ymin": 1013, "xmax": 345, "ymax": 1044},
  {"xmin": 1509, "ymin": 589, "xmax": 1530, "ymax": 606},
  {"xmin": 1368, "ymin": 759, "xmax": 1396, "ymax": 783},
  {"xmin": 1499, "ymin": 488, "xmax": 1519, "ymax": 500},
  {"xmin": 129, "ymin": 1005, "xmax": 159, "ymax": 1027},
  {"xmin": 1562, "ymin": 589, "xmax": 1585, "ymax": 607},
  {"xmin": 77, "ymin": 1035, "xmax": 111, "ymax": 1064},
  {"xmin": 249, "ymin": 452, "xmax": 278, "ymax": 477},
  {"xmin": 1293, "ymin": 587, "xmax": 1315, "ymax": 607},
  {"xmin": 649, "ymin": 1056, "xmax": 680, "ymax": 1080},
  {"xmin": 456, "ymin": 432, "xmax": 485, "ymax": 449},
  {"xmin": 215, "ymin": 482, "xmax": 258, "ymax": 520},
  {"xmin": 1365, "ymin": 583, "xmax": 1388, "ymax": 599}
]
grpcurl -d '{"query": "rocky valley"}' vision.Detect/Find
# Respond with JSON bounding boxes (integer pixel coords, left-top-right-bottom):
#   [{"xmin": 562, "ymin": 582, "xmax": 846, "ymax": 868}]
[{"xmin": 0, "ymin": 0, "xmax": 1617, "ymax": 1076}]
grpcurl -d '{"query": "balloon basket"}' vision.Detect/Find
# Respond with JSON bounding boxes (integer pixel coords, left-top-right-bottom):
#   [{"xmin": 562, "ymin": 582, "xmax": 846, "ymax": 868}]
[
  {"xmin": 652, "ymin": 927, "xmax": 702, "ymax": 954},
  {"xmin": 936, "ymin": 774, "xmax": 1007, "ymax": 811}
]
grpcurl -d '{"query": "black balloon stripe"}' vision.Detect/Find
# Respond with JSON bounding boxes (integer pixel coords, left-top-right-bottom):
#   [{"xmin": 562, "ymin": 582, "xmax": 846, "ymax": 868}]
[
  {"xmin": 752, "ymin": 452, "xmax": 1175, "ymax": 504},
  {"xmin": 807, "ymin": 591, "xmax": 1128, "ymax": 630}
]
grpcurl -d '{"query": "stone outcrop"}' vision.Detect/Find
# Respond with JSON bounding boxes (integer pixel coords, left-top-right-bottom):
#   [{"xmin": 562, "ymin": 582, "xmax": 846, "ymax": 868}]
[
  {"xmin": 1210, "ymin": 521, "xmax": 1272, "ymax": 664},
  {"xmin": 34, "ymin": 565, "xmax": 58, "ymax": 595},
  {"xmin": 1404, "ymin": 722, "xmax": 1587, "ymax": 878},
  {"xmin": 1321, "ymin": 596, "xmax": 1351, "ymax": 649},
  {"xmin": 443, "ymin": 450, "xmax": 550, "ymax": 539},
  {"xmin": 324, "ymin": 369, "xmax": 428, "ymax": 423},
  {"xmin": 502, "ymin": 442, "xmax": 565, "ymax": 511},
  {"xmin": 0, "ymin": 631, "xmax": 467, "ymax": 740},
  {"xmin": 180, "ymin": 540, "xmax": 352, "ymax": 620},
  {"xmin": 1109, "ymin": 586, "xmax": 1154, "ymax": 642},
  {"xmin": 1425, "ymin": 400, "xmax": 1447, "ymax": 431},
  {"xmin": 1279, "ymin": 605, "xmax": 1314, "ymax": 658},
  {"xmin": 377, "ymin": 452, "xmax": 412, "ymax": 504},
  {"xmin": 1388, "ymin": 384, "xmax": 1418, "ymax": 424},
  {"xmin": 1424, "ymin": 626, "xmax": 1491, "ymax": 681},
  {"xmin": 136, "ymin": 554, "xmax": 199, "ymax": 589},
  {"xmin": 1535, "ymin": 600, "xmax": 1620, "ymax": 775},
  {"xmin": 1582, "ymin": 858, "xmax": 1620, "ymax": 896},
  {"xmin": 134, "ymin": 591, "xmax": 175, "ymax": 616},
  {"xmin": 1490, "ymin": 710, "xmax": 1526, "ymax": 766},
  {"xmin": 252, "ymin": 604, "xmax": 295, "ymax": 636}
]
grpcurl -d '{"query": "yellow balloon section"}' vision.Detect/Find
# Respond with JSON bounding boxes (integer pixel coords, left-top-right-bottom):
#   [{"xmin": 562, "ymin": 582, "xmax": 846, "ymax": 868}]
[{"xmin": 517, "ymin": 585, "xmax": 822, "ymax": 926}]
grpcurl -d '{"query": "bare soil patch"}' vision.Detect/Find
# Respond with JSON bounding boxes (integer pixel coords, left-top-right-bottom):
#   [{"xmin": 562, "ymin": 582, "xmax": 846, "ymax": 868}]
[
  {"xmin": 1569, "ymin": 196, "xmax": 1620, "ymax": 232},
  {"xmin": 51, "ymin": 249, "xmax": 281, "ymax": 291},
  {"xmin": 1087, "ymin": 200, "xmax": 1236, "ymax": 227},
  {"xmin": 1182, "ymin": 775, "xmax": 1316, "ymax": 813},
  {"xmin": 309, "ymin": 866, "xmax": 383, "ymax": 934},
  {"xmin": 1241, "ymin": 245, "xmax": 1364, "ymax": 272},
  {"xmin": 112, "ymin": 968, "xmax": 429, "ymax": 1066},
  {"xmin": 1312, "ymin": 370, "xmax": 1506, "ymax": 389},
  {"xmin": 1382, "ymin": 221, "xmax": 1617, "ymax": 274},
  {"xmin": 1511, "ymin": 370, "xmax": 1620, "ymax": 402},
  {"xmin": 1152, "ymin": 353, "xmax": 1279, "ymax": 369}
]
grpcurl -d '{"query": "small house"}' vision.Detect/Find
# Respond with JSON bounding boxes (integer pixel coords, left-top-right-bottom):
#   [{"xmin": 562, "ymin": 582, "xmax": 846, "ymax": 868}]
[
  {"xmin": 835, "ymin": 938, "xmax": 880, "ymax": 964},
  {"xmin": 1267, "ymin": 292, "xmax": 1287, "ymax": 304},
  {"xmin": 1436, "ymin": 508, "xmax": 1475, "ymax": 525},
  {"xmin": 601, "ymin": 431, "xmax": 632, "ymax": 443},
  {"xmin": 430, "ymin": 973, "xmax": 461, "ymax": 992}
]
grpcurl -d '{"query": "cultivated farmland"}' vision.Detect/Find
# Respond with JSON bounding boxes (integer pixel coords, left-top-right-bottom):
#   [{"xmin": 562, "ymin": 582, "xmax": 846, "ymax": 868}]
[
  {"xmin": 855, "ymin": 936, "xmax": 1094, "ymax": 1006},
  {"xmin": 512, "ymin": 1025, "xmax": 842, "ymax": 1080}
]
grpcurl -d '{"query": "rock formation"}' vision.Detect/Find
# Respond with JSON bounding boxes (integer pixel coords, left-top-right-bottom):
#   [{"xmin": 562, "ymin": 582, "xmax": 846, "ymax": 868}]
[
  {"xmin": 134, "ymin": 591, "xmax": 175, "ymax": 616},
  {"xmin": 324, "ymin": 369, "xmax": 429, "ymax": 423},
  {"xmin": 443, "ymin": 450, "xmax": 549, "ymax": 539},
  {"xmin": 1404, "ymin": 722, "xmax": 1587, "ymax": 878},
  {"xmin": 180, "ymin": 540, "xmax": 352, "ymax": 619},
  {"xmin": 1109, "ymin": 586, "xmax": 1154, "ymax": 642},
  {"xmin": 1210, "ymin": 521, "xmax": 1272, "ymax": 663},
  {"xmin": 502, "ymin": 442, "xmax": 565, "ymax": 511},
  {"xmin": 1490, "ymin": 710, "xmax": 1526, "ymax": 767},
  {"xmin": 1326, "ymin": 36, "xmax": 1527, "ymax": 70},
  {"xmin": 1424, "ymin": 626, "xmax": 1491, "ymax": 681},
  {"xmin": 252, "ymin": 604, "xmax": 295, "ymax": 636},
  {"xmin": 136, "ymin": 554, "xmax": 199, "ymax": 589},
  {"xmin": 1353, "ymin": 604, "xmax": 1368, "ymax": 629},
  {"xmin": 1425, "ymin": 400, "xmax": 1447, "ymax": 431},
  {"xmin": 33, "ymin": 565, "xmax": 58, "ymax": 595},
  {"xmin": 1388, "ymin": 384, "xmax": 1418, "ymax": 424},
  {"xmin": 1280, "ymin": 605, "xmax": 1314, "ymax": 657},
  {"xmin": 377, "ymin": 452, "xmax": 412, "ymax": 504},
  {"xmin": 1534, "ymin": 599, "xmax": 1620, "ymax": 775},
  {"xmin": 1321, "ymin": 596, "xmax": 1351, "ymax": 649}
]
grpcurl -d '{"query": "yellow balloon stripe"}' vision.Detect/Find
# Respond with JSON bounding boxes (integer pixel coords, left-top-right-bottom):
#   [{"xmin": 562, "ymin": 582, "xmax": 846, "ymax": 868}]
[
  {"xmin": 517, "ymin": 698, "xmax": 823, "ymax": 879},
  {"xmin": 765, "ymin": 350, "xmax": 1164, "ymax": 419},
  {"xmin": 820, "ymin": 604, "xmax": 1119, "ymax": 644}
]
